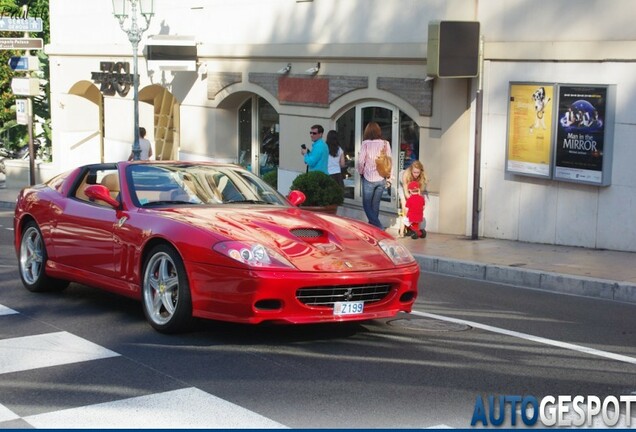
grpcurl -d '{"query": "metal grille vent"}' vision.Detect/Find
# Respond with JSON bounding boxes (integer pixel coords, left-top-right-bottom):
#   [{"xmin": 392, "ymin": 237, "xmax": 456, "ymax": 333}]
[
  {"xmin": 290, "ymin": 228, "xmax": 323, "ymax": 238},
  {"xmin": 296, "ymin": 283, "xmax": 391, "ymax": 307}
]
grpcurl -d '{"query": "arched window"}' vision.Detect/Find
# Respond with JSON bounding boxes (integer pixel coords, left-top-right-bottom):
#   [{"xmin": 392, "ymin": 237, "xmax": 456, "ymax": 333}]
[{"xmin": 238, "ymin": 96, "xmax": 279, "ymax": 177}]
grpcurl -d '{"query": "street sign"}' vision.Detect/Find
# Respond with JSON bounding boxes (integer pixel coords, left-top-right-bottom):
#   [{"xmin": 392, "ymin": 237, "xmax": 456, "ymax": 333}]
[
  {"xmin": 0, "ymin": 37, "xmax": 43, "ymax": 50},
  {"xmin": 15, "ymin": 99, "xmax": 28, "ymax": 125},
  {"xmin": 11, "ymin": 77, "xmax": 39, "ymax": 96},
  {"xmin": 0, "ymin": 17, "xmax": 43, "ymax": 32},
  {"xmin": 8, "ymin": 55, "xmax": 39, "ymax": 71}
]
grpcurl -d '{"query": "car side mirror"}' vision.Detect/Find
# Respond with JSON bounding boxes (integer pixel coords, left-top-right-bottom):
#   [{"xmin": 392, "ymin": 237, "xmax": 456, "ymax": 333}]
[
  {"xmin": 84, "ymin": 184, "xmax": 120, "ymax": 208},
  {"xmin": 287, "ymin": 190, "xmax": 306, "ymax": 207}
]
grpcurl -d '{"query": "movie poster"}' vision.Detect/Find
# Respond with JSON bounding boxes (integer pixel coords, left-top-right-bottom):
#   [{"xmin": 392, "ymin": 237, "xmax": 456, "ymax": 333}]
[
  {"xmin": 506, "ymin": 83, "xmax": 555, "ymax": 178},
  {"xmin": 554, "ymin": 85, "xmax": 607, "ymax": 184}
]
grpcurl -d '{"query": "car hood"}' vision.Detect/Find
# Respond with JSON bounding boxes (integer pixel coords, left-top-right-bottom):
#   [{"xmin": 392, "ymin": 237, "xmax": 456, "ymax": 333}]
[{"xmin": 153, "ymin": 205, "xmax": 395, "ymax": 272}]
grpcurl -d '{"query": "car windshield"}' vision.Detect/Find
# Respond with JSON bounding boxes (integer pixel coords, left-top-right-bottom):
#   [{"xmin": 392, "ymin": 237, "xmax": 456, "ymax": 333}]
[{"xmin": 128, "ymin": 164, "xmax": 288, "ymax": 207}]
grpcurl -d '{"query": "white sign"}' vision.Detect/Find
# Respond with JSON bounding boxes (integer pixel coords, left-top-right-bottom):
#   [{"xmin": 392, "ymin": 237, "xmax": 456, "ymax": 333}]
[
  {"xmin": 16, "ymin": 99, "xmax": 28, "ymax": 125},
  {"xmin": 0, "ymin": 17, "xmax": 43, "ymax": 32},
  {"xmin": 11, "ymin": 77, "xmax": 39, "ymax": 96}
]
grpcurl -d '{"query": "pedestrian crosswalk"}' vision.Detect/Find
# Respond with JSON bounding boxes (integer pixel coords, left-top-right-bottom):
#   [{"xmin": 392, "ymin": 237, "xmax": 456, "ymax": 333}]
[
  {"xmin": 0, "ymin": 303, "xmax": 287, "ymax": 429},
  {"xmin": 0, "ymin": 304, "xmax": 16, "ymax": 316},
  {"xmin": 0, "ymin": 301, "xmax": 460, "ymax": 429},
  {"xmin": 0, "ymin": 332, "xmax": 119, "ymax": 375},
  {"xmin": 21, "ymin": 388, "xmax": 286, "ymax": 429}
]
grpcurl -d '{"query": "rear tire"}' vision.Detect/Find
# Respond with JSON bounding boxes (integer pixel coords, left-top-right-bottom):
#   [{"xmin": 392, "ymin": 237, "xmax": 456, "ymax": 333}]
[
  {"xmin": 141, "ymin": 244, "xmax": 193, "ymax": 333},
  {"xmin": 19, "ymin": 221, "xmax": 69, "ymax": 292}
]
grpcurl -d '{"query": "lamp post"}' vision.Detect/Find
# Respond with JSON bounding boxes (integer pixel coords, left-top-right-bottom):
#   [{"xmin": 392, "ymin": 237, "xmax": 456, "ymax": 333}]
[{"xmin": 112, "ymin": 0, "xmax": 154, "ymax": 160}]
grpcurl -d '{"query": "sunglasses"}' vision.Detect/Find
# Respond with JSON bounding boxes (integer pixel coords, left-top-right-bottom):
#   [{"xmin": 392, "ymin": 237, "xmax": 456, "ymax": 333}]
[{"xmin": 309, "ymin": 131, "xmax": 320, "ymax": 135}]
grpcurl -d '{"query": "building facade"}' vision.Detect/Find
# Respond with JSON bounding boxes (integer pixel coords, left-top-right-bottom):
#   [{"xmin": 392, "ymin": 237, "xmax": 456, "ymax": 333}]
[{"xmin": 44, "ymin": 0, "xmax": 636, "ymax": 252}]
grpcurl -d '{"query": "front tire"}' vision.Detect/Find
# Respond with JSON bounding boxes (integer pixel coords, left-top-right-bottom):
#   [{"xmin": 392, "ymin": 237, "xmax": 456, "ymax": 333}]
[
  {"xmin": 142, "ymin": 244, "xmax": 193, "ymax": 333},
  {"xmin": 19, "ymin": 221, "xmax": 69, "ymax": 292}
]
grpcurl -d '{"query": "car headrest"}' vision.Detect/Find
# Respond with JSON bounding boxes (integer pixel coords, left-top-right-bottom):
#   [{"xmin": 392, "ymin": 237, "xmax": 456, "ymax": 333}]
[{"xmin": 100, "ymin": 173, "xmax": 120, "ymax": 192}]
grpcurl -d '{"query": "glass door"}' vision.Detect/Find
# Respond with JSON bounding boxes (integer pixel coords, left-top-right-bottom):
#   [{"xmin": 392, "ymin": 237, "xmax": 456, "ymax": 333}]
[
  {"xmin": 237, "ymin": 96, "xmax": 279, "ymax": 177},
  {"xmin": 361, "ymin": 105, "xmax": 397, "ymax": 210},
  {"xmin": 336, "ymin": 102, "xmax": 399, "ymax": 210},
  {"xmin": 238, "ymin": 98, "xmax": 254, "ymax": 172}
]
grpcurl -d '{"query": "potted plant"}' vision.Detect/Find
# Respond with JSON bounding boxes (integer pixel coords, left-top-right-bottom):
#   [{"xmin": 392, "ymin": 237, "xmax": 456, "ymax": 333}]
[
  {"xmin": 262, "ymin": 168, "xmax": 277, "ymax": 189},
  {"xmin": 289, "ymin": 171, "xmax": 344, "ymax": 214}
]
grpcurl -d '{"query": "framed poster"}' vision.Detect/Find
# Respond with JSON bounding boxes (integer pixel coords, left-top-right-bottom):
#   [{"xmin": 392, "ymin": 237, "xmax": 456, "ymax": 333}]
[
  {"xmin": 554, "ymin": 84, "xmax": 614, "ymax": 186},
  {"xmin": 505, "ymin": 83, "xmax": 555, "ymax": 178}
]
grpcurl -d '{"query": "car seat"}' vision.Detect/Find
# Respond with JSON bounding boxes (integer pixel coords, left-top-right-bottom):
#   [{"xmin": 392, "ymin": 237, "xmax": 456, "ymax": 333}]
[{"xmin": 100, "ymin": 173, "xmax": 120, "ymax": 200}]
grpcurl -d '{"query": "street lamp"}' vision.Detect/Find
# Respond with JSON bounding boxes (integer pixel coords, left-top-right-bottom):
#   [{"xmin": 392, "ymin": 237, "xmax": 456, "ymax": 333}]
[{"xmin": 112, "ymin": 0, "xmax": 154, "ymax": 160}]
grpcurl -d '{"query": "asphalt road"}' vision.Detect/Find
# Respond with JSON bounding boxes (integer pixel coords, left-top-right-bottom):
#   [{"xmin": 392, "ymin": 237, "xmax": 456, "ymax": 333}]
[{"xmin": 1, "ymin": 210, "xmax": 635, "ymax": 428}]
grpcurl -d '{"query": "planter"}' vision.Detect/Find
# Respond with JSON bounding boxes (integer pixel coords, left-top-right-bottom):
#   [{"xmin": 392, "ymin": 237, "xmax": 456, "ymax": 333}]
[
  {"xmin": 289, "ymin": 171, "xmax": 344, "ymax": 212},
  {"xmin": 300, "ymin": 204, "xmax": 339, "ymax": 215}
]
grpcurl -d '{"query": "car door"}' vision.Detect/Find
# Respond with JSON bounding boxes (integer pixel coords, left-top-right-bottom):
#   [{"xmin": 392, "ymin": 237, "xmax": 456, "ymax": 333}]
[{"xmin": 50, "ymin": 167, "xmax": 120, "ymax": 278}]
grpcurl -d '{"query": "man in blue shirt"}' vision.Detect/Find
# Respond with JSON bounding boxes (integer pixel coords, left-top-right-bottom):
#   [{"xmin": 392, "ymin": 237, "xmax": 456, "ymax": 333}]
[{"xmin": 301, "ymin": 124, "xmax": 329, "ymax": 174}]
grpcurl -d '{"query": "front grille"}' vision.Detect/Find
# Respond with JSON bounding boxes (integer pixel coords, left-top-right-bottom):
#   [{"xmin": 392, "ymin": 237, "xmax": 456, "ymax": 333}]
[{"xmin": 296, "ymin": 283, "xmax": 392, "ymax": 307}]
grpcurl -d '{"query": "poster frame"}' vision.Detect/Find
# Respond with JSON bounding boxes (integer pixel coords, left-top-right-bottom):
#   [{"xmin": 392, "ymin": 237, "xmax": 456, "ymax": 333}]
[
  {"xmin": 553, "ymin": 83, "xmax": 615, "ymax": 187},
  {"xmin": 504, "ymin": 82, "xmax": 557, "ymax": 179}
]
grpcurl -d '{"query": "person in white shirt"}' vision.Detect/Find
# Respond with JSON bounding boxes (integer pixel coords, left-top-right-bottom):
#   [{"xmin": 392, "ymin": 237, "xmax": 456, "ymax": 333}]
[
  {"xmin": 128, "ymin": 127, "xmax": 154, "ymax": 161},
  {"xmin": 326, "ymin": 130, "xmax": 345, "ymax": 188}
]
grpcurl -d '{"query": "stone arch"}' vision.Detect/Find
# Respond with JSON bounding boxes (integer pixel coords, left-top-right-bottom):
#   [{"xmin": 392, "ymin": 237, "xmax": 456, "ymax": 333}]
[
  {"xmin": 63, "ymin": 81, "xmax": 104, "ymax": 165},
  {"xmin": 139, "ymin": 84, "xmax": 180, "ymax": 160}
]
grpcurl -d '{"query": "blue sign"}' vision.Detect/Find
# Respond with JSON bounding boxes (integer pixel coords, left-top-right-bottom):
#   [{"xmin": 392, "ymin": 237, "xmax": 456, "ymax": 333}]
[
  {"xmin": 8, "ymin": 56, "xmax": 28, "ymax": 70},
  {"xmin": 0, "ymin": 17, "xmax": 43, "ymax": 32}
]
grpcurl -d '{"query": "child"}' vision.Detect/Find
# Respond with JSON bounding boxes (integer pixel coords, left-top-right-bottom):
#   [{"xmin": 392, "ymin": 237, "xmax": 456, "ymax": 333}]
[{"xmin": 404, "ymin": 181, "xmax": 426, "ymax": 239}]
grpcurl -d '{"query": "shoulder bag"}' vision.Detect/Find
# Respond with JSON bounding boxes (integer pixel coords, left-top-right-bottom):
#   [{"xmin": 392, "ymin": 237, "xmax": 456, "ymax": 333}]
[{"xmin": 375, "ymin": 140, "xmax": 392, "ymax": 178}]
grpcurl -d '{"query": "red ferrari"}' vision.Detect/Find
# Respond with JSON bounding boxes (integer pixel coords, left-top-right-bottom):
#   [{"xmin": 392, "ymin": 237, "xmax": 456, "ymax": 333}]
[{"xmin": 14, "ymin": 162, "xmax": 419, "ymax": 333}]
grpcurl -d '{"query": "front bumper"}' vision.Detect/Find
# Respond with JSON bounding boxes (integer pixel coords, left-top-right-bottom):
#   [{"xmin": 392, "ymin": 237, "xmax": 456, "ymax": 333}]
[{"xmin": 186, "ymin": 261, "xmax": 420, "ymax": 324}]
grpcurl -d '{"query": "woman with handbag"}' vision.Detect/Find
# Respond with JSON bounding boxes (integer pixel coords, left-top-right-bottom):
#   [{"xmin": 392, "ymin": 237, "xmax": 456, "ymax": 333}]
[{"xmin": 357, "ymin": 121, "xmax": 392, "ymax": 230}]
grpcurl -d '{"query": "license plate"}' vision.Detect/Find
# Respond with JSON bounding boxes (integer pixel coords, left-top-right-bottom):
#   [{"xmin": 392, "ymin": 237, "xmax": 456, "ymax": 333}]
[{"xmin": 333, "ymin": 301, "xmax": 364, "ymax": 315}]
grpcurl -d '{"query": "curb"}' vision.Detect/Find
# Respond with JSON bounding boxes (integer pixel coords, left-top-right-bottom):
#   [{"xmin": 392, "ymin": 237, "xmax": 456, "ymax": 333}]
[{"xmin": 414, "ymin": 255, "xmax": 636, "ymax": 305}]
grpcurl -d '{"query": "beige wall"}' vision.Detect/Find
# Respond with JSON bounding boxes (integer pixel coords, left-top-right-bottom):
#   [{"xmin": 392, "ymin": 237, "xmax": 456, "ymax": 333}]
[{"xmin": 44, "ymin": 0, "xmax": 636, "ymax": 251}]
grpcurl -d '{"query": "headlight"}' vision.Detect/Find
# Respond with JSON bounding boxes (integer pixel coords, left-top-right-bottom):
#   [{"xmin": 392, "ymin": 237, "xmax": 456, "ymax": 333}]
[
  {"xmin": 378, "ymin": 239, "xmax": 416, "ymax": 265},
  {"xmin": 213, "ymin": 241, "xmax": 295, "ymax": 269}
]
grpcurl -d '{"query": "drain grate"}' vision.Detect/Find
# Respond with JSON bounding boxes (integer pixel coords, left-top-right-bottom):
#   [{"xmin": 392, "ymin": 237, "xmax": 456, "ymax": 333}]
[{"xmin": 388, "ymin": 317, "xmax": 471, "ymax": 332}]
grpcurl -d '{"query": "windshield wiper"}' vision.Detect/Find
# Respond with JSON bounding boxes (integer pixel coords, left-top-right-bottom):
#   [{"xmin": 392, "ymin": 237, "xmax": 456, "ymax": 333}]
[
  {"xmin": 143, "ymin": 200, "xmax": 193, "ymax": 206},
  {"xmin": 225, "ymin": 199, "xmax": 271, "ymax": 205}
]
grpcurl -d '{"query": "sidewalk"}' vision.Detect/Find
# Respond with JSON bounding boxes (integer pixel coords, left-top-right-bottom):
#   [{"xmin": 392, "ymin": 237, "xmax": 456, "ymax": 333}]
[
  {"xmin": 2, "ymin": 181, "xmax": 635, "ymax": 305},
  {"xmin": 401, "ymin": 232, "xmax": 636, "ymax": 305}
]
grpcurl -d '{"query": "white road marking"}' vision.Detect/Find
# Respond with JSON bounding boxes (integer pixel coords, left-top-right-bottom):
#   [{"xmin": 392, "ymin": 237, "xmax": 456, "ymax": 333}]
[
  {"xmin": 411, "ymin": 311, "xmax": 636, "ymax": 365},
  {"xmin": 0, "ymin": 304, "xmax": 17, "ymax": 316},
  {"xmin": 23, "ymin": 387, "xmax": 287, "ymax": 429},
  {"xmin": 0, "ymin": 331, "xmax": 119, "ymax": 374}
]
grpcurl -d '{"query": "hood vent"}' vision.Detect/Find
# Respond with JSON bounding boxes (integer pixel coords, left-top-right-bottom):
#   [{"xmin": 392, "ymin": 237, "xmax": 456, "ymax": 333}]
[{"xmin": 290, "ymin": 228, "xmax": 323, "ymax": 238}]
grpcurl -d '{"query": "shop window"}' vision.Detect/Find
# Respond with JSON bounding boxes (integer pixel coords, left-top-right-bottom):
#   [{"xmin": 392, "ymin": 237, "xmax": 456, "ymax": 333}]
[{"xmin": 237, "ymin": 96, "xmax": 279, "ymax": 178}]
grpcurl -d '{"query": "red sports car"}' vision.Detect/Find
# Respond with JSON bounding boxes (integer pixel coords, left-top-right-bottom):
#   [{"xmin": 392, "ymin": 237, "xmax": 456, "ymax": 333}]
[{"xmin": 14, "ymin": 162, "xmax": 419, "ymax": 333}]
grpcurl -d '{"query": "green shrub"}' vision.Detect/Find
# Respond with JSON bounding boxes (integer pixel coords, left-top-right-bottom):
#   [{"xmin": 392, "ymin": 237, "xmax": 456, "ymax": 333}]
[
  {"xmin": 262, "ymin": 168, "xmax": 277, "ymax": 189},
  {"xmin": 290, "ymin": 171, "xmax": 344, "ymax": 206}
]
